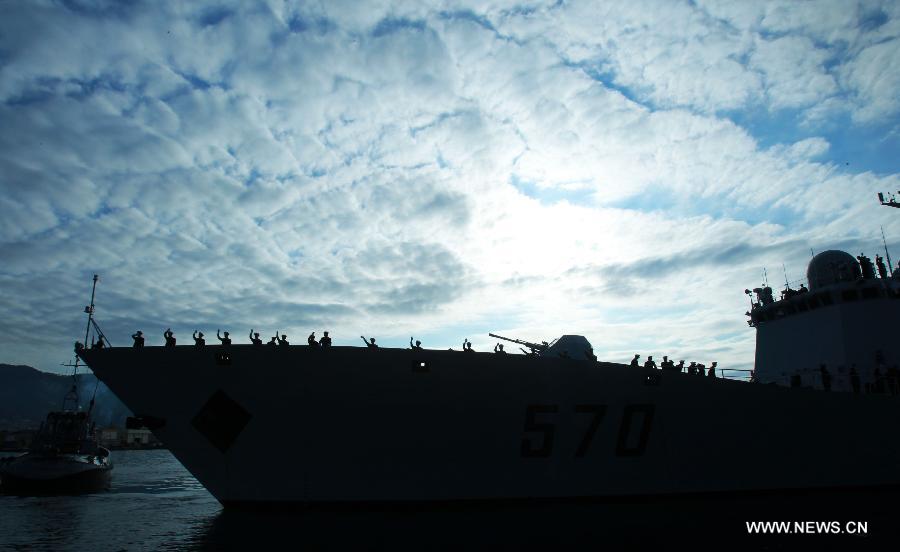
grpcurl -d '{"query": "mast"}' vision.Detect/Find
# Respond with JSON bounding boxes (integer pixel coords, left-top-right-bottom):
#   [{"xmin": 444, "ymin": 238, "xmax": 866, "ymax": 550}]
[
  {"xmin": 877, "ymin": 193, "xmax": 897, "ymax": 275},
  {"xmin": 882, "ymin": 226, "xmax": 894, "ymax": 277},
  {"xmin": 83, "ymin": 274, "xmax": 99, "ymax": 351},
  {"xmin": 63, "ymin": 274, "xmax": 100, "ymax": 412}
]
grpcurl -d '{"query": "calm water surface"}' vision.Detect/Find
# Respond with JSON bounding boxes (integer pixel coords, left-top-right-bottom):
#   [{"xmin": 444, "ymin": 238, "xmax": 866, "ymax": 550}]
[
  {"xmin": 1, "ymin": 450, "xmax": 217, "ymax": 550},
  {"xmin": 2, "ymin": 449, "xmax": 899, "ymax": 550}
]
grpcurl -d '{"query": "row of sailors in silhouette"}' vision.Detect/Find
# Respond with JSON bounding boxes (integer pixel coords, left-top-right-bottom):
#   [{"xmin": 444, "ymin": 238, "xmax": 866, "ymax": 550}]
[
  {"xmin": 133, "ymin": 330, "xmax": 475, "ymax": 350},
  {"xmin": 754, "ymin": 253, "xmax": 893, "ymax": 306},
  {"xmin": 365, "ymin": 337, "xmax": 484, "ymax": 353},
  {"xmin": 868, "ymin": 366, "xmax": 900, "ymax": 395},
  {"xmin": 779, "ymin": 284, "xmax": 808, "ymax": 300},
  {"xmin": 858, "ymin": 253, "xmax": 891, "ymax": 280},
  {"xmin": 130, "ymin": 329, "xmax": 332, "ymax": 348},
  {"xmin": 374, "ymin": 337, "xmax": 578, "ymax": 357},
  {"xmin": 752, "ymin": 284, "xmax": 809, "ymax": 306},
  {"xmin": 126, "ymin": 331, "xmax": 601, "ymax": 361},
  {"xmin": 127, "ymin": 332, "xmax": 582, "ymax": 360},
  {"xmin": 630, "ymin": 354, "xmax": 718, "ymax": 377},
  {"xmin": 795, "ymin": 363, "xmax": 900, "ymax": 394},
  {"xmin": 398, "ymin": 338, "xmax": 595, "ymax": 359},
  {"xmin": 406, "ymin": 339, "xmax": 592, "ymax": 358},
  {"xmin": 406, "ymin": 337, "xmax": 478, "ymax": 351},
  {"xmin": 781, "ymin": 254, "xmax": 893, "ymax": 299}
]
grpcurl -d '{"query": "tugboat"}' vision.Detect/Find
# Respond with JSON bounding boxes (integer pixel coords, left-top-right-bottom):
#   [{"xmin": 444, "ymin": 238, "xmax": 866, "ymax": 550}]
[{"xmin": 0, "ymin": 275, "xmax": 112, "ymax": 494}]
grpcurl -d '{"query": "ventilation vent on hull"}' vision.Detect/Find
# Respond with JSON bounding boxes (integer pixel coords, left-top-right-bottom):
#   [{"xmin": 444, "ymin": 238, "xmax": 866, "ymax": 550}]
[{"xmin": 191, "ymin": 390, "xmax": 252, "ymax": 453}]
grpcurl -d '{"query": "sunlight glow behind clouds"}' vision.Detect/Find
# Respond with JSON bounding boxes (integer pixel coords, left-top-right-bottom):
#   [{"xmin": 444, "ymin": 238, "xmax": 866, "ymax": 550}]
[{"xmin": 1, "ymin": 0, "xmax": 899, "ymax": 374}]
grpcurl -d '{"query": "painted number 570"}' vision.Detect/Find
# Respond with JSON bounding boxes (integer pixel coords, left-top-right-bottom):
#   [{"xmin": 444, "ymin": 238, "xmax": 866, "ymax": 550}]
[{"xmin": 520, "ymin": 403, "xmax": 655, "ymax": 458}]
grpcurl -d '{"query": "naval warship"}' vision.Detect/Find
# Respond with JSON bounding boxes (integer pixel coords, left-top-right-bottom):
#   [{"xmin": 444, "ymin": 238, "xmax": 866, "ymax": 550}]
[{"xmin": 76, "ymin": 204, "xmax": 900, "ymax": 507}]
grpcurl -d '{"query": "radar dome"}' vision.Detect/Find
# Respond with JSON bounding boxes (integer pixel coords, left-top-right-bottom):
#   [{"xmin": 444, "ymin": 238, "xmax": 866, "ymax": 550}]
[{"xmin": 806, "ymin": 250, "xmax": 861, "ymax": 290}]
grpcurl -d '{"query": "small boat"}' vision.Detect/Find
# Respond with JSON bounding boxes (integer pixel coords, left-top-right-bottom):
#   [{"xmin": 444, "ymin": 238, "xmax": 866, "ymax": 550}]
[
  {"xmin": 1, "ymin": 275, "xmax": 113, "ymax": 494},
  {"xmin": 0, "ymin": 411, "xmax": 112, "ymax": 493}
]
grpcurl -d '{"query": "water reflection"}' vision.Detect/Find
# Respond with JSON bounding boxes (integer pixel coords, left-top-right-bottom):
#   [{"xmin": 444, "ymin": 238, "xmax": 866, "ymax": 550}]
[
  {"xmin": 3, "ymin": 450, "xmax": 899, "ymax": 550},
  {"xmin": 1, "ymin": 450, "xmax": 221, "ymax": 551}
]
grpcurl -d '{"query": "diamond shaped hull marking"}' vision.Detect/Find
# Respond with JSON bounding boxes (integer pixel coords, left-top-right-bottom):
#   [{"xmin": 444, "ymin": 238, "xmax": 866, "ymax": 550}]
[{"xmin": 192, "ymin": 390, "xmax": 252, "ymax": 454}]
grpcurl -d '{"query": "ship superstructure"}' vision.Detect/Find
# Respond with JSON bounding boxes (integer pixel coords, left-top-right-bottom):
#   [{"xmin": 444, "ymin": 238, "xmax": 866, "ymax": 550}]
[{"xmin": 748, "ymin": 250, "xmax": 900, "ymax": 392}]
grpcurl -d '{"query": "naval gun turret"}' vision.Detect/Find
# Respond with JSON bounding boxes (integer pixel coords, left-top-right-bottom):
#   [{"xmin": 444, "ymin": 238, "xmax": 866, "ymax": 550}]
[
  {"xmin": 489, "ymin": 333, "xmax": 548, "ymax": 355},
  {"xmin": 489, "ymin": 333, "xmax": 596, "ymax": 360}
]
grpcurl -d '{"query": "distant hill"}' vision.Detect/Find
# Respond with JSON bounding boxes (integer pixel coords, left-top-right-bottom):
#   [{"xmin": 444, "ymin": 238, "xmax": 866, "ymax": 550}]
[{"xmin": 0, "ymin": 364, "xmax": 132, "ymax": 430}]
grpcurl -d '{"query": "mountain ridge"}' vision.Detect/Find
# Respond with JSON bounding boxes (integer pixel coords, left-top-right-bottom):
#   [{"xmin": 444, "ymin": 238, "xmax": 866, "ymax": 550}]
[{"xmin": 0, "ymin": 363, "xmax": 132, "ymax": 429}]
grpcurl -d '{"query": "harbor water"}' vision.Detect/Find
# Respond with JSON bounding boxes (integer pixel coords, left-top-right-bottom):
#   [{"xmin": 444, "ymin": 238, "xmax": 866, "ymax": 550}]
[{"xmin": 2, "ymin": 449, "xmax": 898, "ymax": 550}]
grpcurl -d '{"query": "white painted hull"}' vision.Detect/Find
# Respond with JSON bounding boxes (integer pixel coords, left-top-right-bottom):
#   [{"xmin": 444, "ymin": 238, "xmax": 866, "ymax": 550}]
[
  {"xmin": 0, "ymin": 453, "xmax": 112, "ymax": 493},
  {"xmin": 1, "ymin": 454, "xmax": 103, "ymax": 480},
  {"xmin": 79, "ymin": 346, "xmax": 900, "ymax": 506}
]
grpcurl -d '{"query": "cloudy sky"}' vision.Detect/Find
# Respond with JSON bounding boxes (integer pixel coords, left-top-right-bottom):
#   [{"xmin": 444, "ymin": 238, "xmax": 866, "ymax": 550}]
[{"xmin": 2, "ymin": 0, "xmax": 899, "ymax": 375}]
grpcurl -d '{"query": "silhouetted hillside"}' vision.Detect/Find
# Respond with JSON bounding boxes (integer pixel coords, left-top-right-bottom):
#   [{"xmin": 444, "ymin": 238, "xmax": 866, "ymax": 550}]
[{"xmin": 0, "ymin": 364, "xmax": 131, "ymax": 429}]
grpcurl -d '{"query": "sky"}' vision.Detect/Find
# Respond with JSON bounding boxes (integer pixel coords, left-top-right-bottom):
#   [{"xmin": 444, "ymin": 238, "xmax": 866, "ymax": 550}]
[{"xmin": 1, "ymin": 0, "xmax": 899, "ymax": 375}]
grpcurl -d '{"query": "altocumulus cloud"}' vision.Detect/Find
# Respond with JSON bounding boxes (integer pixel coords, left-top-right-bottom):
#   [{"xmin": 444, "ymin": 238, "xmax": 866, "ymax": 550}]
[{"xmin": 1, "ymin": 0, "xmax": 899, "ymax": 374}]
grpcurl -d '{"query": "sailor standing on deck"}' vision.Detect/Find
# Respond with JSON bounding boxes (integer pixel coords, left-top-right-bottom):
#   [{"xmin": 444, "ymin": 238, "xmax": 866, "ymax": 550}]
[
  {"xmin": 819, "ymin": 364, "xmax": 832, "ymax": 391},
  {"xmin": 164, "ymin": 328, "xmax": 176, "ymax": 347},
  {"xmin": 320, "ymin": 332, "xmax": 332, "ymax": 347},
  {"xmin": 887, "ymin": 366, "xmax": 899, "ymax": 395},
  {"xmin": 874, "ymin": 367, "xmax": 886, "ymax": 393},
  {"xmin": 410, "ymin": 337, "xmax": 423, "ymax": 349},
  {"xmin": 217, "ymin": 330, "xmax": 231, "ymax": 346},
  {"xmin": 644, "ymin": 356, "xmax": 657, "ymax": 370},
  {"xmin": 249, "ymin": 330, "xmax": 262, "ymax": 346},
  {"xmin": 876, "ymin": 255, "xmax": 888, "ymax": 279},
  {"xmin": 308, "ymin": 332, "xmax": 318, "ymax": 347},
  {"xmin": 193, "ymin": 331, "xmax": 205, "ymax": 346},
  {"xmin": 132, "ymin": 331, "xmax": 144, "ymax": 348},
  {"xmin": 850, "ymin": 365, "xmax": 861, "ymax": 394},
  {"xmin": 361, "ymin": 336, "xmax": 378, "ymax": 348},
  {"xmin": 630, "ymin": 354, "xmax": 640, "ymax": 368}
]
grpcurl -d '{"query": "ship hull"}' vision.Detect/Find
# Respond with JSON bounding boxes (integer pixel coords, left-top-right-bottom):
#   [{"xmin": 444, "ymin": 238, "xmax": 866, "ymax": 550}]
[
  {"xmin": 0, "ymin": 453, "xmax": 112, "ymax": 494},
  {"xmin": 79, "ymin": 345, "xmax": 900, "ymax": 506}
]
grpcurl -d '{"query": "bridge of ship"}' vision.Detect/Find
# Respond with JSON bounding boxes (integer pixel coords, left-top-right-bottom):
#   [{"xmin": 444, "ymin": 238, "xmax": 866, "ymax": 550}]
[{"xmin": 747, "ymin": 280, "xmax": 900, "ymax": 327}]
